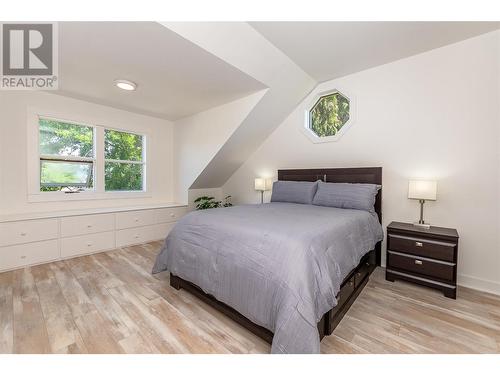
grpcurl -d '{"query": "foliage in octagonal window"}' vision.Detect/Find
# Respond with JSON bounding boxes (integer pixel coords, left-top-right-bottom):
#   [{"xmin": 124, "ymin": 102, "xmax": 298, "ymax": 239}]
[{"xmin": 309, "ymin": 92, "xmax": 350, "ymax": 137}]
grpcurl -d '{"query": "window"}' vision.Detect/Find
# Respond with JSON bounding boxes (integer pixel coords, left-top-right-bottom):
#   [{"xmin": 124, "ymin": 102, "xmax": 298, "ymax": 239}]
[
  {"xmin": 309, "ymin": 91, "xmax": 350, "ymax": 137},
  {"xmin": 34, "ymin": 116, "xmax": 146, "ymax": 197},
  {"xmin": 39, "ymin": 118, "xmax": 95, "ymax": 192},
  {"xmin": 104, "ymin": 129, "xmax": 144, "ymax": 191}
]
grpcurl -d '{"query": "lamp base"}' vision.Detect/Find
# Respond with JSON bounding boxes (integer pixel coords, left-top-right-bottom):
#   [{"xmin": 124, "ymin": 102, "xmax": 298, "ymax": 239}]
[{"xmin": 413, "ymin": 222, "xmax": 431, "ymax": 229}]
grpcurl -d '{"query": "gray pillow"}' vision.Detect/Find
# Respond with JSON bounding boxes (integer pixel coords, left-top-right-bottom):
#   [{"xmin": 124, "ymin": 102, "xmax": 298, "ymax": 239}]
[
  {"xmin": 270, "ymin": 180, "xmax": 318, "ymax": 205},
  {"xmin": 312, "ymin": 181, "xmax": 381, "ymax": 213}
]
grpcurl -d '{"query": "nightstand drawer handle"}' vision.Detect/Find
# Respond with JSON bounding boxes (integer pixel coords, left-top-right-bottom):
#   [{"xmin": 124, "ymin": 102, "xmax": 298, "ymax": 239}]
[
  {"xmin": 414, "ymin": 260, "xmax": 423, "ymax": 265},
  {"xmin": 415, "ymin": 241, "xmax": 423, "ymax": 247}
]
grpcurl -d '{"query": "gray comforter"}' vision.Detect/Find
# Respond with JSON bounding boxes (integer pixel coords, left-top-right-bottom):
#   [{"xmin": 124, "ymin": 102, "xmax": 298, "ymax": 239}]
[{"xmin": 153, "ymin": 203, "xmax": 383, "ymax": 353}]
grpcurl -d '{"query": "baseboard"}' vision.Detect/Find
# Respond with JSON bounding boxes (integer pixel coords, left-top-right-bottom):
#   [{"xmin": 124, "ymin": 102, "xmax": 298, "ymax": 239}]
[
  {"xmin": 457, "ymin": 274, "xmax": 500, "ymax": 296},
  {"xmin": 380, "ymin": 266, "xmax": 500, "ymax": 297}
]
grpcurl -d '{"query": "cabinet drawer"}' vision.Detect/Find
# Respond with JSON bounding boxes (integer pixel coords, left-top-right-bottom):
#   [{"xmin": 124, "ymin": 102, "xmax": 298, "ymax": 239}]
[
  {"xmin": 156, "ymin": 206, "xmax": 189, "ymax": 224},
  {"xmin": 0, "ymin": 219, "xmax": 58, "ymax": 247},
  {"xmin": 116, "ymin": 223, "xmax": 175, "ymax": 247},
  {"xmin": 61, "ymin": 232, "xmax": 115, "ymax": 258},
  {"xmin": 153, "ymin": 222, "xmax": 175, "ymax": 240},
  {"xmin": 388, "ymin": 234, "xmax": 455, "ymax": 262},
  {"xmin": 115, "ymin": 210, "xmax": 156, "ymax": 230},
  {"xmin": 0, "ymin": 240, "xmax": 59, "ymax": 271},
  {"xmin": 116, "ymin": 225, "xmax": 157, "ymax": 247},
  {"xmin": 387, "ymin": 250, "xmax": 455, "ymax": 282},
  {"xmin": 61, "ymin": 213, "xmax": 115, "ymax": 237}
]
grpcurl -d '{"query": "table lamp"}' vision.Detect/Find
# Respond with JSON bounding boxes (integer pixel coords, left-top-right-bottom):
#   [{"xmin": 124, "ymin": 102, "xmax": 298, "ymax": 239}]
[
  {"xmin": 408, "ymin": 180, "xmax": 437, "ymax": 229},
  {"xmin": 255, "ymin": 178, "xmax": 271, "ymax": 204}
]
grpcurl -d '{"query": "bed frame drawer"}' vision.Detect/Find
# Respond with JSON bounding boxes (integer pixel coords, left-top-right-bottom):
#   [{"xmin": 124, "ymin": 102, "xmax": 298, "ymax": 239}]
[
  {"xmin": 387, "ymin": 250, "xmax": 455, "ymax": 282},
  {"xmin": 388, "ymin": 234, "xmax": 455, "ymax": 262},
  {"xmin": 338, "ymin": 276, "xmax": 355, "ymax": 307},
  {"xmin": 354, "ymin": 260, "xmax": 370, "ymax": 287}
]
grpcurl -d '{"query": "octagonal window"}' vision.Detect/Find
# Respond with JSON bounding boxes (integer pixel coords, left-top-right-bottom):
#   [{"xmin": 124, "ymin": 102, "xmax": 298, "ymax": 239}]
[{"xmin": 309, "ymin": 91, "xmax": 350, "ymax": 137}]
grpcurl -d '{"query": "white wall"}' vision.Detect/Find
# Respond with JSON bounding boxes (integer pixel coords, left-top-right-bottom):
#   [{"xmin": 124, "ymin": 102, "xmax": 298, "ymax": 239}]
[
  {"xmin": 0, "ymin": 91, "xmax": 174, "ymax": 215},
  {"xmin": 223, "ymin": 31, "xmax": 500, "ymax": 294},
  {"xmin": 173, "ymin": 91, "xmax": 266, "ymax": 204}
]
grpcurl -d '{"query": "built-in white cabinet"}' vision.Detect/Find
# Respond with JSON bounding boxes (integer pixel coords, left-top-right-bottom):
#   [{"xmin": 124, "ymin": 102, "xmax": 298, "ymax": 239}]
[
  {"xmin": 61, "ymin": 213, "xmax": 115, "ymax": 237},
  {"xmin": 61, "ymin": 231, "xmax": 115, "ymax": 258},
  {"xmin": 0, "ymin": 240, "xmax": 59, "ymax": 270},
  {"xmin": 116, "ymin": 210, "xmax": 157, "ymax": 230},
  {"xmin": 0, "ymin": 204, "xmax": 189, "ymax": 273},
  {"xmin": 156, "ymin": 206, "xmax": 189, "ymax": 223},
  {"xmin": 116, "ymin": 222, "xmax": 175, "ymax": 247},
  {"xmin": 0, "ymin": 218, "xmax": 58, "ymax": 247}
]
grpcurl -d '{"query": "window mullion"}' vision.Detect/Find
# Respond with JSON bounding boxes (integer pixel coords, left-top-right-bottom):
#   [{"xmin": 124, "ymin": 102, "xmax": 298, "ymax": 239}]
[
  {"xmin": 40, "ymin": 155, "xmax": 95, "ymax": 163},
  {"xmin": 95, "ymin": 126, "xmax": 105, "ymax": 193},
  {"xmin": 104, "ymin": 159, "xmax": 144, "ymax": 164}
]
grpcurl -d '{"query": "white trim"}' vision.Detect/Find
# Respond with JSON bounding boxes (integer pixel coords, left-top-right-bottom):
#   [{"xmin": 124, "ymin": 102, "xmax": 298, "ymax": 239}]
[
  {"xmin": 0, "ymin": 202, "xmax": 187, "ymax": 223},
  {"xmin": 300, "ymin": 87, "xmax": 357, "ymax": 144},
  {"xmin": 458, "ymin": 273, "xmax": 500, "ymax": 296},
  {"xmin": 381, "ymin": 266, "xmax": 500, "ymax": 297},
  {"xmin": 27, "ymin": 107, "xmax": 150, "ymax": 202},
  {"xmin": 28, "ymin": 190, "xmax": 151, "ymax": 203},
  {"xmin": 104, "ymin": 159, "xmax": 144, "ymax": 164}
]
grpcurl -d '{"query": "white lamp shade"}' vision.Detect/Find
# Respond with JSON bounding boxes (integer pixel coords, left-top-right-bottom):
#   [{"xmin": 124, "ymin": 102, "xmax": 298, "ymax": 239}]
[
  {"xmin": 408, "ymin": 180, "xmax": 437, "ymax": 201},
  {"xmin": 254, "ymin": 178, "xmax": 266, "ymax": 191},
  {"xmin": 255, "ymin": 178, "xmax": 273, "ymax": 191}
]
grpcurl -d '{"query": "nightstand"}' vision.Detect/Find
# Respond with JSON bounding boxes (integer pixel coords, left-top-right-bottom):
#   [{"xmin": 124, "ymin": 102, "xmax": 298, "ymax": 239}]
[{"xmin": 386, "ymin": 221, "xmax": 459, "ymax": 299}]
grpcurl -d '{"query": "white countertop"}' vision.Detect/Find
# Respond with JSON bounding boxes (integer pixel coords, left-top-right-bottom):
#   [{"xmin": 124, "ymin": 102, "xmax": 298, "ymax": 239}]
[{"xmin": 0, "ymin": 202, "xmax": 189, "ymax": 223}]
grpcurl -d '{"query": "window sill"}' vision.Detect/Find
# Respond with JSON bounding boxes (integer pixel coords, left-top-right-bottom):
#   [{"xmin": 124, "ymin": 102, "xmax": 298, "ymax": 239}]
[{"xmin": 28, "ymin": 191, "xmax": 152, "ymax": 203}]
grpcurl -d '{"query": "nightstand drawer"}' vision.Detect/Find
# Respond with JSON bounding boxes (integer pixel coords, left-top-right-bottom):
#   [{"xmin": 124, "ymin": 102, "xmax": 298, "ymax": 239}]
[
  {"xmin": 387, "ymin": 250, "xmax": 455, "ymax": 282},
  {"xmin": 388, "ymin": 234, "xmax": 455, "ymax": 262}
]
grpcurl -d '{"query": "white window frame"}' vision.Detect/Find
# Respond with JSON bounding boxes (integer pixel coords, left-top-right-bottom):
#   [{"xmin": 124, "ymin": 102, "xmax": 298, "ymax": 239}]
[
  {"xmin": 103, "ymin": 127, "xmax": 147, "ymax": 193},
  {"xmin": 38, "ymin": 116, "xmax": 97, "ymax": 193},
  {"xmin": 27, "ymin": 107, "xmax": 150, "ymax": 202}
]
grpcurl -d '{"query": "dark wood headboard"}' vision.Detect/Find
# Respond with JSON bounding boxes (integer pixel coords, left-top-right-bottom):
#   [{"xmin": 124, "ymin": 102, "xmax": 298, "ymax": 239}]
[{"xmin": 277, "ymin": 167, "xmax": 382, "ymax": 224}]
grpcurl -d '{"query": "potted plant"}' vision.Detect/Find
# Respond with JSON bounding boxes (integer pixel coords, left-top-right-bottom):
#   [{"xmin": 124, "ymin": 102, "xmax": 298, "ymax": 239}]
[{"xmin": 194, "ymin": 195, "xmax": 233, "ymax": 210}]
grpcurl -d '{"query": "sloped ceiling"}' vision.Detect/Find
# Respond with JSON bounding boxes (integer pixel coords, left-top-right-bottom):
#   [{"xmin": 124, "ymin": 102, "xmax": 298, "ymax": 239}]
[
  {"xmin": 57, "ymin": 22, "xmax": 265, "ymax": 120},
  {"xmin": 162, "ymin": 22, "xmax": 316, "ymax": 192},
  {"xmin": 251, "ymin": 22, "xmax": 500, "ymax": 82},
  {"xmin": 164, "ymin": 22, "xmax": 499, "ymax": 197}
]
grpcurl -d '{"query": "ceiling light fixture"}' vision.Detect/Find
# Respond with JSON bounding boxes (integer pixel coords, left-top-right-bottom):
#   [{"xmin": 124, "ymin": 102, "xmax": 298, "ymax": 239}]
[{"xmin": 114, "ymin": 79, "xmax": 137, "ymax": 91}]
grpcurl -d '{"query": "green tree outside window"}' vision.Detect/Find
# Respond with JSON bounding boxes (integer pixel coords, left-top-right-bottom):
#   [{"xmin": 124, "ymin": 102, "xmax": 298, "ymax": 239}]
[{"xmin": 309, "ymin": 92, "xmax": 350, "ymax": 137}]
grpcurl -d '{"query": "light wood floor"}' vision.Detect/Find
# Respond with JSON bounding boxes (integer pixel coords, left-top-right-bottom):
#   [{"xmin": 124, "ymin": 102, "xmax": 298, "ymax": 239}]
[{"xmin": 1, "ymin": 241, "xmax": 499, "ymax": 354}]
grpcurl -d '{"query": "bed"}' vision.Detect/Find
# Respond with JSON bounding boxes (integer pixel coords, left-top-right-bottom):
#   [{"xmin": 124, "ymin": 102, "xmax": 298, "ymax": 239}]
[{"xmin": 153, "ymin": 167, "xmax": 383, "ymax": 353}]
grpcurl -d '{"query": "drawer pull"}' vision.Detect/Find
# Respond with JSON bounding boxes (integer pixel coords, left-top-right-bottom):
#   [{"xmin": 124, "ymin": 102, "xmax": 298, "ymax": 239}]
[
  {"xmin": 87, "ymin": 224, "xmax": 92, "ymax": 228},
  {"xmin": 414, "ymin": 260, "xmax": 423, "ymax": 265},
  {"xmin": 20, "ymin": 255, "xmax": 26, "ymax": 259},
  {"xmin": 170, "ymin": 213, "xmax": 175, "ymax": 217},
  {"xmin": 20, "ymin": 232, "xmax": 27, "ymax": 236},
  {"xmin": 415, "ymin": 241, "xmax": 423, "ymax": 247},
  {"xmin": 134, "ymin": 218, "xmax": 139, "ymax": 222},
  {"xmin": 86, "ymin": 242, "xmax": 93, "ymax": 247},
  {"xmin": 134, "ymin": 234, "xmax": 139, "ymax": 238}
]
